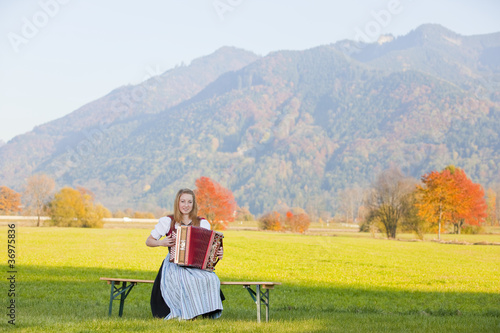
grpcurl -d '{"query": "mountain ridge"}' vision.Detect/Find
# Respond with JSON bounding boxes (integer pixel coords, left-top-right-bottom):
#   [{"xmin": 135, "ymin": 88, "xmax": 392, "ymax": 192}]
[{"xmin": 1, "ymin": 24, "xmax": 499, "ymax": 216}]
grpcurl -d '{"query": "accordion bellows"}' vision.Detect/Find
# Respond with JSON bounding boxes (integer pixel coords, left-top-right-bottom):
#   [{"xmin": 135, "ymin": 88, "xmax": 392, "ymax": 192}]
[{"xmin": 170, "ymin": 226, "xmax": 223, "ymax": 272}]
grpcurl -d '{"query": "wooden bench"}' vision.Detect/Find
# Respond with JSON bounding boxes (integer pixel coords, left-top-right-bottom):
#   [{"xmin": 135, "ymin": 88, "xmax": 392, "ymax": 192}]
[{"xmin": 100, "ymin": 277, "xmax": 281, "ymax": 322}]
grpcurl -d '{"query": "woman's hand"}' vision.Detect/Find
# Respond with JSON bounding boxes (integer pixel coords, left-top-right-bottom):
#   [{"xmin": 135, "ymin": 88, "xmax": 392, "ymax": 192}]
[
  {"xmin": 147, "ymin": 233, "xmax": 176, "ymax": 247},
  {"xmin": 217, "ymin": 247, "xmax": 224, "ymax": 260},
  {"xmin": 163, "ymin": 232, "xmax": 176, "ymax": 247}
]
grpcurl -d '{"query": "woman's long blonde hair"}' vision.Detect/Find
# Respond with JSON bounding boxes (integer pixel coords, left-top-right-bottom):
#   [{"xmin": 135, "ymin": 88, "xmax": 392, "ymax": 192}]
[{"xmin": 173, "ymin": 188, "xmax": 199, "ymax": 226}]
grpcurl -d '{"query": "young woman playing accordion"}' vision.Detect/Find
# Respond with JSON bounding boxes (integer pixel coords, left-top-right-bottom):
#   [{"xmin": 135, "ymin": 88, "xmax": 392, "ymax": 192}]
[{"xmin": 146, "ymin": 188, "xmax": 224, "ymax": 320}]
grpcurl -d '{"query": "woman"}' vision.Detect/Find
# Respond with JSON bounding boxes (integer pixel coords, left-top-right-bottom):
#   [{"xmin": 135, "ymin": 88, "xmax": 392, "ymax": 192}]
[{"xmin": 146, "ymin": 188, "xmax": 224, "ymax": 320}]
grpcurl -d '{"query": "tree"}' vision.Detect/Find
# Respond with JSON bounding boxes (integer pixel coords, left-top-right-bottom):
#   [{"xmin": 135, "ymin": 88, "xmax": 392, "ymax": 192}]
[
  {"xmin": 235, "ymin": 206, "xmax": 254, "ymax": 221},
  {"xmin": 486, "ymin": 188, "xmax": 497, "ymax": 226},
  {"xmin": 496, "ymin": 185, "xmax": 500, "ymax": 226},
  {"xmin": 365, "ymin": 168, "xmax": 417, "ymax": 239},
  {"xmin": 449, "ymin": 168, "xmax": 487, "ymax": 233},
  {"xmin": 23, "ymin": 174, "xmax": 55, "ymax": 226},
  {"xmin": 417, "ymin": 166, "xmax": 487, "ymax": 238},
  {"xmin": 416, "ymin": 168, "xmax": 458, "ymax": 239},
  {"xmin": 48, "ymin": 187, "xmax": 105, "ymax": 228},
  {"xmin": 0, "ymin": 186, "xmax": 21, "ymax": 215},
  {"xmin": 195, "ymin": 177, "xmax": 237, "ymax": 230},
  {"xmin": 338, "ymin": 186, "xmax": 365, "ymax": 224},
  {"xmin": 400, "ymin": 191, "xmax": 428, "ymax": 240},
  {"xmin": 96, "ymin": 204, "xmax": 113, "ymax": 218}
]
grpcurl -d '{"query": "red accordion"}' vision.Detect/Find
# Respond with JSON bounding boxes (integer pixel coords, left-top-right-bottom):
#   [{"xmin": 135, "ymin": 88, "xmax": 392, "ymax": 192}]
[{"xmin": 169, "ymin": 226, "xmax": 223, "ymax": 272}]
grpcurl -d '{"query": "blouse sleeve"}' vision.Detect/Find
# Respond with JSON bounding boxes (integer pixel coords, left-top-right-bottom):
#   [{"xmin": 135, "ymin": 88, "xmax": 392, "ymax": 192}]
[
  {"xmin": 150, "ymin": 216, "xmax": 172, "ymax": 240},
  {"xmin": 200, "ymin": 219, "xmax": 211, "ymax": 230}
]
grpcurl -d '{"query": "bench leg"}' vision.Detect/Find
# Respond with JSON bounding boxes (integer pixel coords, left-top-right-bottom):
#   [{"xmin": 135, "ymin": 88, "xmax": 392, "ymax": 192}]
[
  {"xmin": 256, "ymin": 285, "xmax": 261, "ymax": 323},
  {"xmin": 107, "ymin": 281, "xmax": 136, "ymax": 317},
  {"xmin": 108, "ymin": 282, "xmax": 115, "ymax": 316},
  {"xmin": 118, "ymin": 282, "xmax": 127, "ymax": 317},
  {"xmin": 244, "ymin": 285, "xmax": 271, "ymax": 323},
  {"xmin": 264, "ymin": 289, "xmax": 269, "ymax": 322}
]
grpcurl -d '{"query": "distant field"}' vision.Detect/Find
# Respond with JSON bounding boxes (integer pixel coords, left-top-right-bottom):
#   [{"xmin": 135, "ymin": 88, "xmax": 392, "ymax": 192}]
[
  {"xmin": 2, "ymin": 226, "xmax": 500, "ymax": 332},
  {"xmin": 3, "ymin": 215, "xmax": 499, "ymax": 235}
]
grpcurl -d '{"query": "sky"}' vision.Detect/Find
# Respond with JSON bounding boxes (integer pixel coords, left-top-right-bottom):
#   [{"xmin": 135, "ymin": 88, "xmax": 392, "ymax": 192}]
[{"xmin": 1, "ymin": 0, "xmax": 500, "ymax": 143}]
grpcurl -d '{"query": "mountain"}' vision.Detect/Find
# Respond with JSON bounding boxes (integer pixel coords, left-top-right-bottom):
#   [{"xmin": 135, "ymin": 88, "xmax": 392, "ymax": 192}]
[
  {"xmin": 0, "ymin": 47, "xmax": 260, "ymax": 189},
  {"xmin": 1, "ymin": 24, "xmax": 499, "ymax": 216}
]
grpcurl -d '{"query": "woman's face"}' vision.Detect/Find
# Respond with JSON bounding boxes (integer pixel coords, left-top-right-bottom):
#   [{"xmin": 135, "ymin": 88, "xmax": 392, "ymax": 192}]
[{"xmin": 179, "ymin": 193, "xmax": 194, "ymax": 215}]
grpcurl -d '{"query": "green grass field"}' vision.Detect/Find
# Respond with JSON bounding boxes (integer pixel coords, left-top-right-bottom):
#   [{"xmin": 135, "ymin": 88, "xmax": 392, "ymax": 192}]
[{"xmin": 2, "ymin": 226, "xmax": 500, "ymax": 332}]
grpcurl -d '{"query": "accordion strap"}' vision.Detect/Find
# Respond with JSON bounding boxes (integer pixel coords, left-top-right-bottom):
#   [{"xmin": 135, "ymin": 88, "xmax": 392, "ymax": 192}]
[{"xmin": 166, "ymin": 215, "xmax": 176, "ymax": 237}]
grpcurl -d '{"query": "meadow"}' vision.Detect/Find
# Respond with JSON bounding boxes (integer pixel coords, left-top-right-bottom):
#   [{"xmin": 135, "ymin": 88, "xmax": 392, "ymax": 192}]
[{"xmin": 2, "ymin": 225, "xmax": 500, "ymax": 332}]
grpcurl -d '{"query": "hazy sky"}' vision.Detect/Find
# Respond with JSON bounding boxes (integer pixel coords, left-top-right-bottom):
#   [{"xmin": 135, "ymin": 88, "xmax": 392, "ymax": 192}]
[{"xmin": 1, "ymin": 0, "xmax": 500, "ymax": 143}]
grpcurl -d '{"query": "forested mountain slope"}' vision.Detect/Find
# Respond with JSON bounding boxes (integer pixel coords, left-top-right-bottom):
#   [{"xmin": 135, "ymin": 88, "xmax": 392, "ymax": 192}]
[{"xmin": 1, "ymin": 25, "xmax": 499, "ymax": 216}]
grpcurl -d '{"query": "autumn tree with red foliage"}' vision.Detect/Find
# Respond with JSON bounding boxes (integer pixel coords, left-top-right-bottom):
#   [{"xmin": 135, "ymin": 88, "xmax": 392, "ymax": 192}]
[
  {"xmin": 195, "ymin": 177, "xmax": 236, "ymax": 230},
  {"xmin": 416, "ymin": 166, "xmax": 487, "ymax": 238},
  {"xmin": 449, "ymin": 168, "xmax": 487, "ymax": 233},
  {"xmin": 0, "ymin": 186, "xmax": 22, "ymax": 214}
]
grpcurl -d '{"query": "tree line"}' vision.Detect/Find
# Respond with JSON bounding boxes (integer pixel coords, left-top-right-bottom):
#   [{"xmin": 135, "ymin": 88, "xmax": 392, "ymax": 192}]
[
  {"xmin": 0, "ymin": 175, "xmax": 112, "ymax": 228},
  {"xmin": 1, "ymin": 167, "xmax": 497, "ymax": 236},
  {"xmin": 0, "ymin": 175, "xmax": 239, "ymax": 229}
]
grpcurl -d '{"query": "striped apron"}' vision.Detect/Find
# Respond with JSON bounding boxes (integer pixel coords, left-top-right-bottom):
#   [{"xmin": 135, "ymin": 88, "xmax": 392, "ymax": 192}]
[{"xmin": 160, "ymin": 253, "xmax": 223, "ymax": 320}]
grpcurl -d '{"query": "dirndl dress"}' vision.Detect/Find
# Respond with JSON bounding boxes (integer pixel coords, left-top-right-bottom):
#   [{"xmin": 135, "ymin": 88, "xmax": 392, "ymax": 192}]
[{"xmin": 150, "ymin": 253, "xmax": 223, "ymax": 320}]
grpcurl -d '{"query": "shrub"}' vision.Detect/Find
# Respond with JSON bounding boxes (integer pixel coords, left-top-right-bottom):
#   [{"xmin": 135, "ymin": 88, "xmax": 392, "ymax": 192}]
[
  {"xmin": 259, "ymin": 210, "xmax": 311, "ymax": 233},
  {"xmin": 133, "ymin": 211, "xmax": 155, "ymax": 219},
  {"xmin": 259, "ymin": 211, "xmax": 282, "ymax": 231},
  {"xmin": 285, "ymin": 212, "xmax": 311, "ymax": 233},
  {"xmin": 461, "ymin": 224, "xmax": 485, "ymax": 234}
]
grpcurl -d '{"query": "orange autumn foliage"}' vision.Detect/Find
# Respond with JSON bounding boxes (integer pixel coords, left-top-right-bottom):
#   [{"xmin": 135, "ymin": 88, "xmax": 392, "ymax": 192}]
[
  {"xmin": 0, "ymin": 186, "xmax": 21, "ymax": 214},
  {"xmin": 259, "ymin": 211, "xmax": 282, "ymax": 231},
  {"xmin": 259, "ymin": 210, "xmax": 311, "ymax": 233},
  {"xmin": 450, "ymin": 169, "xmax": 487, "ymax": 227},
  {"xmin": 285, "ymin": 210, "xmax": 311, "ymax": 233},
  {"xmin": 195, "ymin": 177, "xmax": 236, "ymax": 230},
  {"xmin": 417, "ymin": 166, "xmax": 487, "ymax": 236}
]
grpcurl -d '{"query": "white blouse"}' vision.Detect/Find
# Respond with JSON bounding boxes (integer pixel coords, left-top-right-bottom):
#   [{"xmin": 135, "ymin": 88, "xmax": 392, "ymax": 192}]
[{"xmin": 150, "ymin": 216, "xmax": 210, "ymax": 240}]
